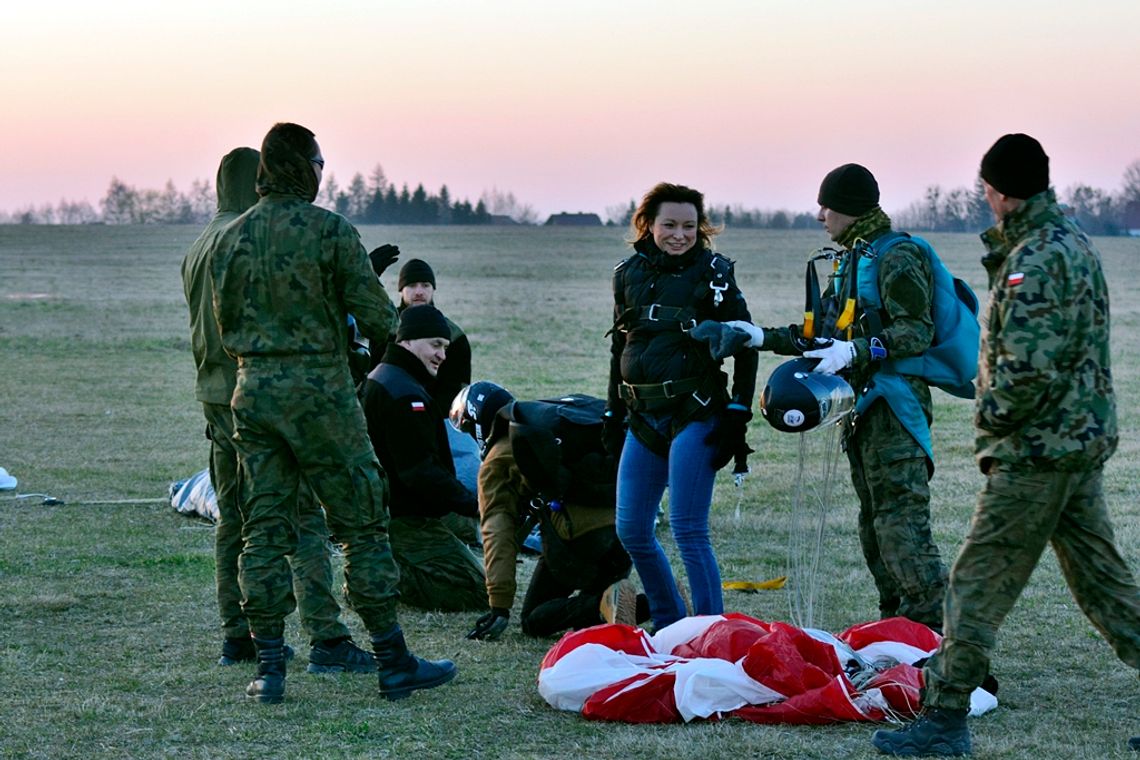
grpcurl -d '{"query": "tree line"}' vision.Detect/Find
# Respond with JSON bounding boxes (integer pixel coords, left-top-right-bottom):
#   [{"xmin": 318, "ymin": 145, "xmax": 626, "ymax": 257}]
[{"xmin": 3, "ymin": 160, "xmax": 1138, "ymax": 233}]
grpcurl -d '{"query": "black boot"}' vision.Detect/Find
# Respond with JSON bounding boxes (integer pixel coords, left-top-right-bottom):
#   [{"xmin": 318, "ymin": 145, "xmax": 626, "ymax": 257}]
[
  {"xmin": 871, "ymin": 708, "xmax": 971, "ymax": 757},
  {"xmin": 245, "ymin": 636, "xmax": 287, "ymax": 704},
  {"xmin": 1128, "ymin": 736, "xmax": 1139, "ymax": 751},
  {"xmin": 371, "ymin": 626, "xmax": 457, "ymax": 700},
  {"xmin": 219, "ymin": 635, "xmax": 256, "ymax": 666}
]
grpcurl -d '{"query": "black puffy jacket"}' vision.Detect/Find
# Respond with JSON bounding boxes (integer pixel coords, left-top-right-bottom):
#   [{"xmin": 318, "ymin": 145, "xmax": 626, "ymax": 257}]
[{"xmin": 607, "ymin": 240, "xmax": 757, "ymax": 422}]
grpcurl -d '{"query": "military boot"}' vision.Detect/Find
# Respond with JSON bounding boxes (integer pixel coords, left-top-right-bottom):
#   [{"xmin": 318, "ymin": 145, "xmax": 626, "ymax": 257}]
[
  {"xmin": 371, "ymin": 626, "xmax": 457, "ymax": 700},
  {"xmin": 871, "ymin": 708, "xmax": 971, "ymax": 757},
  {"xmin": 245, "ymin": 636, "xmax": 287, "ymax": 704},
  {"xmin": 218, "ymin": 635, "xmax": 256, "ymax": 666}
]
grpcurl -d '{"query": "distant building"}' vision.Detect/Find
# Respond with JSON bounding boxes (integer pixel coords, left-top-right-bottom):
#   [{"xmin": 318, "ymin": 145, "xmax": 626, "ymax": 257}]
[
  {"xmin": 545, "ymin": 212, "xmax": 603, "ymax": 227},
  {"xmin": 489, "ymin": 214, "xmax": 520, "ymax": 225},
  {"xmin": 1124, "ymin": 200, "xmax": 1140, "ymax": 236}
]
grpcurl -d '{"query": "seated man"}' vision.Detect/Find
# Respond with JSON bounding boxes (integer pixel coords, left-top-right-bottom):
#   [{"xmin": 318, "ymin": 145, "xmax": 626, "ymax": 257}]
[
  {"xmin": 451, "ymin": 382, "xmax": 649, "ymax": 640},
  {"xmin": 360, "ymin": 305, "xmax": 486, "ymax": 612}
]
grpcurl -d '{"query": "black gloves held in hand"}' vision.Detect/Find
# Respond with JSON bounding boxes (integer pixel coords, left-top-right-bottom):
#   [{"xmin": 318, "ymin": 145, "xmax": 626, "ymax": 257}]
[
  {"xmin": 466, "ymin": 608, "xmax": 510, "ymax": 641},
  {"xmin": 707, "ymin": 405, "xmax": 754, "ymax": 472},
  {"xmin": 368, "ymin": 244, "xmax": 400, "ymax": 277},
  {"xmin": 602, "ymin": 409, "xmax": 626, "ymax": 460}
]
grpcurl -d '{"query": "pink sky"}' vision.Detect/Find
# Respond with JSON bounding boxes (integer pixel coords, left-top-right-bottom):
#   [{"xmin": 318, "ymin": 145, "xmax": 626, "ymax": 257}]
[{"xmin": 2, "ymin": 0, "xmax": 1138, "ymax": 219}]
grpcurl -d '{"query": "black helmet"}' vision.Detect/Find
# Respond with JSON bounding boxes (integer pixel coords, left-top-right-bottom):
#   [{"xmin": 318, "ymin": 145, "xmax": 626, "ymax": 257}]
[
  {"xmin": 760, "ymin": 358, "xmax": 855, "ymax": 433},
  {"xmin": 449, "ymin": 381, "xmax": 515, "ymax": 455}
]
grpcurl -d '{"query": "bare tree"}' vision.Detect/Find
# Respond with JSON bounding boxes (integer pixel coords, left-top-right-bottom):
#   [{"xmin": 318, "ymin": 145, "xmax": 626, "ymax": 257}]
[{"xmin": 1121, "ymin": 159, "xmax": 1140, "ymax": 204}]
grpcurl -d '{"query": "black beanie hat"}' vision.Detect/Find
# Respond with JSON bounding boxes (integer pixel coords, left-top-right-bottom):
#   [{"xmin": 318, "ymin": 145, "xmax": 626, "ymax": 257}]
[
  {"xmin": 396, "ymin": 304, "xmax": 450, "ymax": 342},
  {"xmin": 398, "ymin": 258, "xmax": 436, "ymax": 291},
  {"xmin": 980, "ymin": 133, "xmax": 1049, "ymax": 200},
  {"xmin": 817, "ymin": 163, "xmax": 880, "ymax": 217}
]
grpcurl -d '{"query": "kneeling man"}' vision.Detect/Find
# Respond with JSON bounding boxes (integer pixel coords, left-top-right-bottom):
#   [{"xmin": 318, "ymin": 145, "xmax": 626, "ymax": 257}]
[{"xmin": 361, "ymin": 305, "xmax": 486, "ymax": 611}]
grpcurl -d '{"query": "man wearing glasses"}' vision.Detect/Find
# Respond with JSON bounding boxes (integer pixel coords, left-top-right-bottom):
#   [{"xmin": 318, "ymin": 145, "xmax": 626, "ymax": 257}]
[{"xmin": 211, "ymin": 122, "xmax": 457, "ymax": 704}]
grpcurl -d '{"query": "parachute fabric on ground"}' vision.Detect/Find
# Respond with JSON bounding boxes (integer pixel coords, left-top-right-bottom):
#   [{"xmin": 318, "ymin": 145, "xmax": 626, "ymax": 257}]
[{"xmin": 169, "ymin": 468, "xmax": 219, "ymax": 523}]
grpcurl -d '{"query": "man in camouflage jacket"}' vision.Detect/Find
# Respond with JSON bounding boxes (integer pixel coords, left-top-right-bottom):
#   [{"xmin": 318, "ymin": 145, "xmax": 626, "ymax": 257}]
[
  {"xmin": 211, "ymin": 122, "xmax": 455, "ymax": 703},
  {"xmin": 182, "ymin": 146, "xmax": 374, "ymax": 674},
  {"xmin": 873, "ymin": 134, "xmax": 1140, "ymax": 756},
  {"xmin": 751, "ymin": 164, "xmax": 948, "ymax": 630}
]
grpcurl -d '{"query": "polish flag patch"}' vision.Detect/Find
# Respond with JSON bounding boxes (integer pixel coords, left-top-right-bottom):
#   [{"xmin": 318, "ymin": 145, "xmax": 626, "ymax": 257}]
[
  {"xmin": 410, "ymin": 401, "xmax": 426, "ymax": 412},
  {"xmin": 1007, "ymin": 272, "xmax": 1025, "ymax": 286}
]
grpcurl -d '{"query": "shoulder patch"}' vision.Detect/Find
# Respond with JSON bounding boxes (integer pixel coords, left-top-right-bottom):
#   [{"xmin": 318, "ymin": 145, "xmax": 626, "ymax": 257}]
[
  {"xmin": 409, "ymin": 400, "xmax": 426, "ymax": 412},
  {"xmin": 1007, "ymin": 272, "xmax": 1025, "ymax": 287}
]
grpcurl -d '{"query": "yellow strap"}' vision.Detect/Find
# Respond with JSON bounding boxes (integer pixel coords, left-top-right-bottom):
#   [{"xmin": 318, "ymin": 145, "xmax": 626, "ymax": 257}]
[{"xmin": 722, "ymin": 576, "xmax": 787, "ymax": 592}]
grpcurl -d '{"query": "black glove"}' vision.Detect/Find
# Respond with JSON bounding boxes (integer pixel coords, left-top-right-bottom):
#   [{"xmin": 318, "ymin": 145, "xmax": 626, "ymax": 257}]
[
  {"xmin": 466, "ymin": 608, "xmax": 510, "ymax": 641},
  {"xmin": 602, "ymin": 409, "xmax": 626, "ymax": 460},
  {"xmin": 368, "ymin": 244, "xmax": 400, "ymax": 277},
  {"xmin": 706, "ymin": 405, "xmax": 754, "ymax": 472}
]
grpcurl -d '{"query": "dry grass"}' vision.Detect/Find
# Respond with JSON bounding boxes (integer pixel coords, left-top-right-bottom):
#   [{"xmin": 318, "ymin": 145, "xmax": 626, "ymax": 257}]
[{"xmin": 0, "ymin": 223, "xmax": 1137, "ymax": 758}]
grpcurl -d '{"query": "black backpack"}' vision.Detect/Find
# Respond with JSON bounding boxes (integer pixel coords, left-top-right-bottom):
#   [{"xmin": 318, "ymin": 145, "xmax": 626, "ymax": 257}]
[{"xmin": 502, "ymin": 394, "xmax": 617, "ymax": 509}]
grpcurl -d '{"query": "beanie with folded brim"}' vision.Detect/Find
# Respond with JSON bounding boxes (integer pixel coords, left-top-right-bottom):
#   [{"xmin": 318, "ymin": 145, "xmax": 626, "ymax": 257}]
[
  {"xmin": 980, "ymin": 133, "xmax": 1049, "ymax": 200},
  {"xmin": 817, "ymin": 163, "xmax": 880, "ymax": 217},
  {"xmin": 398, "ymin": 258, "xmax": 436, "ymax": 291},
  {"xmin": 396, "ymin": 304, "xmax": 450, "ymax": 342}
]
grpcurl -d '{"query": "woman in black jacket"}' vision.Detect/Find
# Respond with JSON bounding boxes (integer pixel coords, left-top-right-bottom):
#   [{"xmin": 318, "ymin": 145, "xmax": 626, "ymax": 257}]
[{"xmin": 605, "ymin": 182, "xmax": 758, "ymax": 630}]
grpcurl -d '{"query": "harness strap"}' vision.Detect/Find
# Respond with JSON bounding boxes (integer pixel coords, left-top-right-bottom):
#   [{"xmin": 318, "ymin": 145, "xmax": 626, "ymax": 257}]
[{"xmin": 619, "ymin": 376, "xmax": 702, "ymax": 403}]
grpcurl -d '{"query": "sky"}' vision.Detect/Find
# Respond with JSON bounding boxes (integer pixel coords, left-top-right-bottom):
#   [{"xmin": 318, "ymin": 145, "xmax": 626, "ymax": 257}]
[{"xmin": 2, "ymin": 0, "xmax": 1138, "ymax": 219}]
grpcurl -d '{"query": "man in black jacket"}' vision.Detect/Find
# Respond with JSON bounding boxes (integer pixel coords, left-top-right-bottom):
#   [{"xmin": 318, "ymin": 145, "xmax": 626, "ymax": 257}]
[{"xmin": 360, "ymin": 306, "xmax": 486, "ymax": 611}]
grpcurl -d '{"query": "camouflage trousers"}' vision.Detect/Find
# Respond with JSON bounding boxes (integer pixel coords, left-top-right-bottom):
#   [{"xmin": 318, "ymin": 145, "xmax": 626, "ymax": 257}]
[
  {"xmin": 924, "ymin": 466, "xmax": 1140, "ymax": 710},
  {"xmin": 389, "ymin": 516, "xmax": 486, "ymax": 612},
  {"xmin": 847, "ymin": 400, "xmax": 947, "ymax": 628},
  {"xmin": 204, "ymin": 402, "xmax": 349, "ymax": 643},
  {"xmin": 231, "ymin": 358, "xmax": 400, "ymax": 639}
]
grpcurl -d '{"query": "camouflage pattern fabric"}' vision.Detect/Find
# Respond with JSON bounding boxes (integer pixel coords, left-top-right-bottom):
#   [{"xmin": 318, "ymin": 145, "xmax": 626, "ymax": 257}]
[
  {"xmin": 923, "ymin": 189, "xmax": 1139, "ymax": 710},
  {"xmin": 230, "ymin": 359, "xmax": 399, "ymax": 638},
  {"xmin": 211, "ymin": 133, "xmax": 399, "ymax": 639},
  {"xmin": 761, "ymin": 207, "xmax": 935, "ymax": 427},
  {"xmin": 203, "ymin": 401, "xmax": 350, "ymax": 643},
  {"xmin": 924, "ymin": 468, "xmax": 1140, "ymax": 709},
  {"xmin": 974, "ymin": 189, "xmax": 1117, "ymax": 472},
  {"xmin": 388, "ymin": 516, "xmax": 486, "ymax": 612},
  {"xmin": 761, "ymin": 207, "xmax": 945, "ymax": 626},
  {"xmin": 846, "ymin": 401, "xmax": 946, "ymax": 627}
]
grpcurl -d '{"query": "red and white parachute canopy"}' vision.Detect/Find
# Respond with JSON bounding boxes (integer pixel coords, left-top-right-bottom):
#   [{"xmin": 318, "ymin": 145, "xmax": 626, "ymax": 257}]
[{"xmin": 538, "ymin": 614, "xmax": 996, "ymax": 724}]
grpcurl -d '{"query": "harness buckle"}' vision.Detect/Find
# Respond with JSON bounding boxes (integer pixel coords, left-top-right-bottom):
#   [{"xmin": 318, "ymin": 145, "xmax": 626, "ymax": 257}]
[
  {"xmin": 709, "ymin": 281, "xmax": 728, "ymax": 307},
  {"xmin": 646, "ymin": 304, "xmax": 662, "ymax": 321},
  {"xmin": 691, "ymin": 390, "xmax": 711, "ymax": 407},
  {"xmin": 661, "ymin": 379, "xmax": 678, "ymax": 398}
]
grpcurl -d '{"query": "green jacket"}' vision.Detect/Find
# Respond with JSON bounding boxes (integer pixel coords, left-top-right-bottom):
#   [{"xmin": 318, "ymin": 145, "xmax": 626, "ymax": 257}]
[
  {"xmin": 975, "ymin": 189, "xmax": 1117, "ymax": 472},
  {"xmin": 211, "ymin": 146, "xmax": 395, "ymax": 360},
  {"xmin": 181, "ymin": 147, "xmax": 260, "ymax": 403},
  {"xmin": 762, "ymin": 207, "xmax": 935, "ymax": 425}
]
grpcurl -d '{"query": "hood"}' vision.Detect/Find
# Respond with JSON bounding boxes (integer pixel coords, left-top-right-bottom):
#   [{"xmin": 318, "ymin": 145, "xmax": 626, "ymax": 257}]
[
  {"xmin": 255, "ymin": 130, "xmax": 320, "ymax": 202},
  {"xmin": 215, "ymin": 147, "xmax": 261, "ymax": 213}
]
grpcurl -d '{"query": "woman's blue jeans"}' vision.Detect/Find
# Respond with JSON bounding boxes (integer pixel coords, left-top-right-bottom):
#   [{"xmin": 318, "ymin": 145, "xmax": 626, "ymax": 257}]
[{"xmin": 615, "ymin": 416, "xmax": 723, "ymax": 629}]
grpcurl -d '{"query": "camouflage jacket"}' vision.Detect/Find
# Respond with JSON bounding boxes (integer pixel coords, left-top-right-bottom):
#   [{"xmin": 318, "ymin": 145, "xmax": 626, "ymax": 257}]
[
  {"xmin": 975, "ymin": 189, "xmax": 1117, "ymax": 472},
  {"xmin": 762, "ymin": 208, "xmax": 934, "ymax": 421},
  {"xmin": 211, "ymin": 193, "xmax": 395, "ymax": 361},
  {"xmin": 181, "ymin": 147, "xmax": 260, "ymax": 403}
]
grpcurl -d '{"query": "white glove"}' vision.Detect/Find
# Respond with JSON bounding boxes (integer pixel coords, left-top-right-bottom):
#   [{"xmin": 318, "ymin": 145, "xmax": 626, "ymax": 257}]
[
  {"xmin": 802, "ymin": 340, "xmax": 856, "ymax": 374},
  {"xmin": 723, "ymin": 320, "xmax": 764, "ymax": 349}
]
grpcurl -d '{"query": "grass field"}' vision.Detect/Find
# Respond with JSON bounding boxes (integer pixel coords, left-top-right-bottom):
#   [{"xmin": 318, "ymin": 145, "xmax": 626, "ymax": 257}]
[{"xmin": 1, "ymin": 223, "xmax": 1137, "ymax": 759}]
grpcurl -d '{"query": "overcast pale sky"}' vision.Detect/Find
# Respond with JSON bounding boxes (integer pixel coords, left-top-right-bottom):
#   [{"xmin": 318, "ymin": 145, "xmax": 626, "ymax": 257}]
[{"xmin": 2, "ymin": 0, "xmax": 1137, "ymax": 217}]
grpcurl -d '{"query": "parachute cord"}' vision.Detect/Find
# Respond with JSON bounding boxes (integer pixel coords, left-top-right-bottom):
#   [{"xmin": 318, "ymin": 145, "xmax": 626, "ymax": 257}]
[
  {"xmin": 733, "ymin": 470, "xmax": 747, "ymax": 522},
  {"xmin": 787, "ymin": 419, "xmax": 846, "ymax": 629}
]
